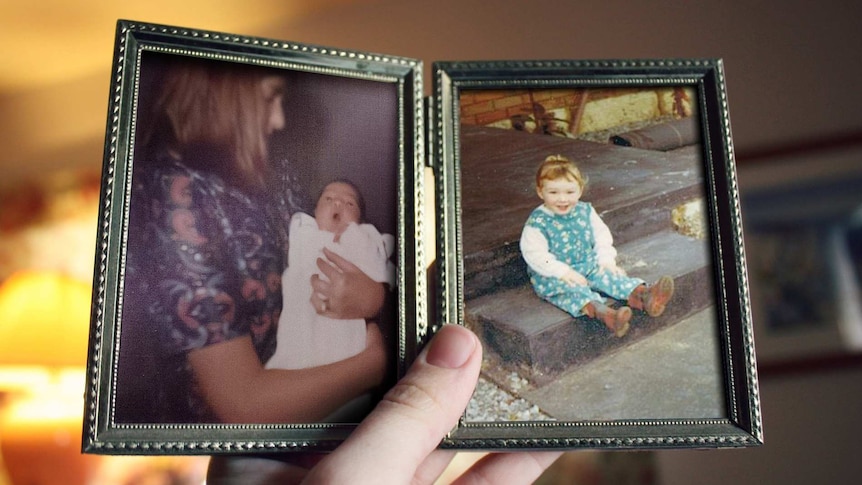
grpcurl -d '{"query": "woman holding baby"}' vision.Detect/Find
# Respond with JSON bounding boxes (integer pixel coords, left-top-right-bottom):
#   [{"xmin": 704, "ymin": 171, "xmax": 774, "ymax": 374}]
[{"xmin": 117, "ymin": 54, "xmax": 388, "ymax": 425}]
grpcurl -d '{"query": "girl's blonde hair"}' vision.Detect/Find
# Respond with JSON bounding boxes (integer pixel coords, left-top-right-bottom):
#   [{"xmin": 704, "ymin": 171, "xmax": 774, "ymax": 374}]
[{"xmin": 535, "ymin": 154, "xmax": 587, "ymax": 190}]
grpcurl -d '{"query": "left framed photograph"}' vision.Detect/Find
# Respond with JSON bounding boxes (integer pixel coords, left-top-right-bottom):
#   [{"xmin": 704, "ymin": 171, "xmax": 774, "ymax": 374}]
[{"xmin": 83, "ymin": 20, "xmax": 425, "ymax": 454}]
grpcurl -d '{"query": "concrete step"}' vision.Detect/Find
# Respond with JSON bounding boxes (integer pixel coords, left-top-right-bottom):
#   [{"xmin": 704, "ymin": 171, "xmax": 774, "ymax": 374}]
[
  {"xmin": 465, "ymin": 229, "xmax": 713, "ymax": 385},
  {"xmin": 459, "ymin": 125, "xmax": 704, "ymax": 299}
]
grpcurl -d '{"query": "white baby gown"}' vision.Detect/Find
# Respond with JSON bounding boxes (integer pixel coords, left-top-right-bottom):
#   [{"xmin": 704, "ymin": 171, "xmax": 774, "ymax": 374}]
[{"xmin": 266, "ymin": 212, "xmax": 395, "ymax": 371}]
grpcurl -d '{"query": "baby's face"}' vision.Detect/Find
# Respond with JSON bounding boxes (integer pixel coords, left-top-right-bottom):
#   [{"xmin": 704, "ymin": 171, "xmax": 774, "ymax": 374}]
[
  {"xmin": 537, "ymin": 177, "xmax": 582, "ymax": 215},
  {"xmin": 314, "ymin": 182, "xmax": 362, "ymax": 236}
]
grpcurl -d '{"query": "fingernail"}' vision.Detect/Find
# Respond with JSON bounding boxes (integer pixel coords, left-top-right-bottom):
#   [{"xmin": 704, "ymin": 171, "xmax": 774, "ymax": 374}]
[{"xmin": 425, "ymin": 325, "xmax": 477, "ymax": 369}]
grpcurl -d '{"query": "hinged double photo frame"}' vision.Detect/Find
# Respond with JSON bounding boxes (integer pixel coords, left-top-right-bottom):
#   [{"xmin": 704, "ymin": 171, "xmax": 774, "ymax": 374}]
[{"xmin": 83, "ymin": 20, "xmax": 762, "ymax": 455}]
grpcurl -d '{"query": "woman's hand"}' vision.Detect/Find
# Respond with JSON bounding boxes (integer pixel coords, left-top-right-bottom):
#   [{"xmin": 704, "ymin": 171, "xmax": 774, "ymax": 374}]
[{"xmin": 310, "ymin": 247, "xmax": 386, "ymax": 320}]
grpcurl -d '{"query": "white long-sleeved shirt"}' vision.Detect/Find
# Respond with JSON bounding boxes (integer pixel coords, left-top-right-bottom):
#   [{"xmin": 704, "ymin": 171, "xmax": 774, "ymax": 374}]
[{"xmin": 519, "ymin": 203, "xmax": 618, "ymax": 278}]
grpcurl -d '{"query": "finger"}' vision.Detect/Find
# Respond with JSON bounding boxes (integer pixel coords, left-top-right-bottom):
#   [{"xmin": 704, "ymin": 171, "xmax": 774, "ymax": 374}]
[
  {"xmin": 450, "ymin": 451, "xmax": 563, "ymax": 485},
  {"xmin": 315, "ymin": 256, "xmax": 341, "ymax": 282},
  {"xmin": 321, "ymin": 247, "xmax": 359, "ymax": 273},
  {"xmin": 308, "ymin": 293, "xmax": 330, "ymax": 316},
  {"xmin": 412, "ymin": 449, "xmax": 458, "ymax": 484},
  {"xmin": 308, "ymin": 277, "xmax": 334, "ymax": 316},
  {"xmin": 302, "ymin": 325, "xmax": 482, "ymax": 485},
  {"xmin": 309, "ymin": 273, "xmax": 331, "ymax": 296}
]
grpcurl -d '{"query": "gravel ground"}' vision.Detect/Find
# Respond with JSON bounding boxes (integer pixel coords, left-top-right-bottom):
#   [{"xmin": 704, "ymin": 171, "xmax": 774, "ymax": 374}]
[{"xmin": 466, "ymin": 374, "xmax": 555, "ymax": 422}]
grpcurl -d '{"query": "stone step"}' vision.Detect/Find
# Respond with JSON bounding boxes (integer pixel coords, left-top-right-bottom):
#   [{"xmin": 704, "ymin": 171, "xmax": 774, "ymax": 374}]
[
  {"xmin": 459, "ymin": 125, "xmax": 704, "ymax": 299},
  {"xmin": 465, "ymin": 229, "xmax": 713, "ymax": 385}
]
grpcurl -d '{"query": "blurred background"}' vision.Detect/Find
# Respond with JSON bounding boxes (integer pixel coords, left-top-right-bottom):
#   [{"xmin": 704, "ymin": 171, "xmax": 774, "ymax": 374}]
[{"xmin": 1, "ymin": 1, "xmax": 861, "ymax": 483}]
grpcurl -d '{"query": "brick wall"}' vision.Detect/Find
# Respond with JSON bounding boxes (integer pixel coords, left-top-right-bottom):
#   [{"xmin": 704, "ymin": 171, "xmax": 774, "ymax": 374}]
[{"xmin": 459, "ymin": 87, "xmax": 694, "ymax": 138}]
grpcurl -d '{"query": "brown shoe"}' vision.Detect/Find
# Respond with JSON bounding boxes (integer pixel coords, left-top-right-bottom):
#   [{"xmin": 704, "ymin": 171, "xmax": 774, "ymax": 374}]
[
  {"xmin": 629, "ymin": 276, "xmax": 674, "ymax": 317},
  {"xmin": 584, "ymin": 301, "xmax": 632, "ymax": 338},
  {"xmin": 611, "ymin": 306, "xmax": 632, "ymax": 338}
]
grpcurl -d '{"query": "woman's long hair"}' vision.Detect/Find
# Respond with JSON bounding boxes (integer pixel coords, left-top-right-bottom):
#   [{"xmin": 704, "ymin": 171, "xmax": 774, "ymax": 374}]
[{"xmin": 138, "ymin": 56, "xmax": 284, "ymax": 193}]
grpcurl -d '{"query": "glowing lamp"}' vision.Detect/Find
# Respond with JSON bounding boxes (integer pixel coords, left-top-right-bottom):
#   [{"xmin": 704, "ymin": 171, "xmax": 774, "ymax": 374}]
[{"xmin": 0, "ymin": 270, "xmax": 98, "ymax": 485}]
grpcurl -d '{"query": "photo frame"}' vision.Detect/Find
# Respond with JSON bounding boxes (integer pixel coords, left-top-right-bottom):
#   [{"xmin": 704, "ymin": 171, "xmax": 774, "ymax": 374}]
[
  {"xmin": 85, "ymin": 20, "xmax": 760, "ymax": 455},
  {"xmin": 83, "ymin": 20, "xmax": 425, "ymax": 454},
  {"xmin": 432, "ymin": 59, "xmax": 762, "ymax": 449}
]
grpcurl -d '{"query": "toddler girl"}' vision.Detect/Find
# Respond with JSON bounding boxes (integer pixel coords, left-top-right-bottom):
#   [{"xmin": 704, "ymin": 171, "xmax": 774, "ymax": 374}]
[{"xmin": 520, "ymin": 155, "xmax": 674, "ymax": 337}]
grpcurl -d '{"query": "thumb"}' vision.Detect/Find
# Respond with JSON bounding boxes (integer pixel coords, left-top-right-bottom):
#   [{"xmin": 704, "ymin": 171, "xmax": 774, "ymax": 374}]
[{"xmin": 303, "ymin": 324, "xmax": 481, "ymax": 484}]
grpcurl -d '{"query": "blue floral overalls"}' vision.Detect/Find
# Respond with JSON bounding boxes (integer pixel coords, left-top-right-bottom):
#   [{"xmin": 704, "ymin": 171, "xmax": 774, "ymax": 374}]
[{"xmin": 524, "ymin": 202, "xmax": 643, "ymax": 317}]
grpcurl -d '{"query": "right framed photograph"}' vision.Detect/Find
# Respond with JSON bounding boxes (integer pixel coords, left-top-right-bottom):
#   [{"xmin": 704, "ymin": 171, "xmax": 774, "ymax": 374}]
[{"xmin": 432, "ymin": 59, "xmax": 761, "ymax": 449}]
